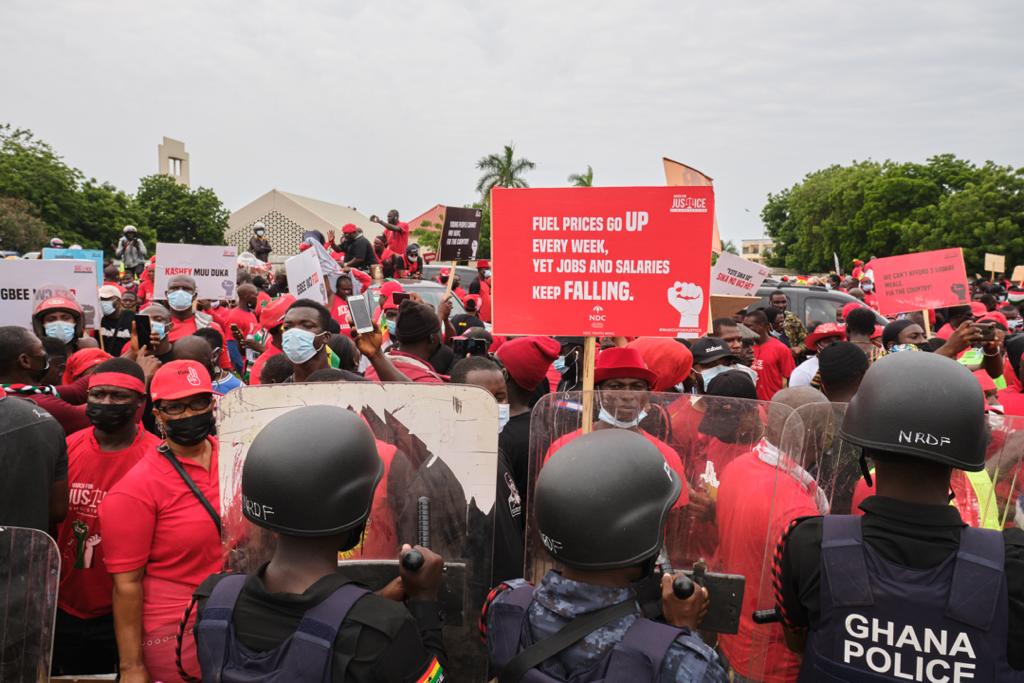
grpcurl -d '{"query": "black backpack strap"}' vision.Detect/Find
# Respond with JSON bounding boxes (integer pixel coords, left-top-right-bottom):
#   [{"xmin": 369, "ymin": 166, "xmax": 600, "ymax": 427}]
[
  {"xmin": 606, "ymin": 618, "xmax": 685, "ymax": 681},
  {"xmin": 821, "ymin": 514, "xmax": 873, "ymax": 607},
  {"xmin": 498, "ymin": 600, "xmax": 635, "ymax": 683},
  {"xmin": 158, "ymin": 444, "xmax": 221, "ymax": 535},
  {"xmin": 286, "ymin": 582, "xmax": 370, "ymax": 682},
  {"xmin": 947, "ymin": 526, "xmax": 1005, "ymax": 629},
  {"xmin": 194, "ymin": 574, "xmax": 247, "ymax": 682}
]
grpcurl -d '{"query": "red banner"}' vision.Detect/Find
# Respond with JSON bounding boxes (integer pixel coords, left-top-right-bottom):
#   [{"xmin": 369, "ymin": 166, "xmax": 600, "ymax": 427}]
[
  {"xmin": 491, "ymin": 186, "xmax": 714, "ymax": 337},
  {"xmin": 869, "ymin": 248, "xmax": 970, "ymax": 315}
]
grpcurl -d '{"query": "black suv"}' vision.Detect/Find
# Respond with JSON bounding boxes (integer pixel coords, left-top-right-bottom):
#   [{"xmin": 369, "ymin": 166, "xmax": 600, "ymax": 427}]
[{"xmin": 754, "ymin": 285, "xmax": 887, "ymax": 328}]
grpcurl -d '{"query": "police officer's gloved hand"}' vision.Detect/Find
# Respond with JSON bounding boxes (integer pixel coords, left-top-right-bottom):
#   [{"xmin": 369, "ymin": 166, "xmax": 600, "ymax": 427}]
[
  {"xmin": 399, "ymin": 543, "xmax": 444, "ymax": 602},
  {"xmin": 661, "ymin": 573, "xmax": 709, "ymax": 631}
]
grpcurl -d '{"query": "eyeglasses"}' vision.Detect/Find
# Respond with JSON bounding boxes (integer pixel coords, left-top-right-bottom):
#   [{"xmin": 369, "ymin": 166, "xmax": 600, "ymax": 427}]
[{"xmin": 158, "ymin": 395, "xmax": 212, "ymax": 416}]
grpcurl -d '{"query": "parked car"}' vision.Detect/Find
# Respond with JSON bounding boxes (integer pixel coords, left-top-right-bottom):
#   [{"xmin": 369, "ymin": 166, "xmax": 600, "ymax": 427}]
[
  {"xmin": 754, "ymin": 285, "xmax": 887, "ymax": 328},
  {"xmin": 420, "ymin": 264, "xmax": 479, "ymax": 291},
  {"xmin": 365, "ymin": 279, "xmax": 476, "ymax": 321}
]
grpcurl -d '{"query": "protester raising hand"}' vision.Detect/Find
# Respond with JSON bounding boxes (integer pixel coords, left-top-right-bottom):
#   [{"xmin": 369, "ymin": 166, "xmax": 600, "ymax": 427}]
[
  {"xmin": 135, "ymin": 346, "xmax": 161, "ymax": 385},
  {"xmin": 935, "ymin": 319, "xmax": 982, "ymax": 358},
  {"xmin": 350, "ymin": 326, "xmax": 410, "ymax": 383}
]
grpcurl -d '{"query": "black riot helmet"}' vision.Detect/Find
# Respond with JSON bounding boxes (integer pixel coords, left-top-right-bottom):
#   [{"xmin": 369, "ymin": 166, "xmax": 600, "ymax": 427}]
[
  {"xmin": 242, "ymin": 405, "xmax": 383, "ymax": 536},
  {"xmin": 534, "ymin": 429, "xmax": 681, "ymax": 570},
  {"xmin": 840, "ymin": 352, "xmax": 986, "ymax": 471}
]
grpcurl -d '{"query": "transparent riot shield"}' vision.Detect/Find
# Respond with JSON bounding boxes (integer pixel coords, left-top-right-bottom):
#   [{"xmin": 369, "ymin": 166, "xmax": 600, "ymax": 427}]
[
  {"xmin": 524, "ymin": 391, "xmax": 784, "ymax": 641},
  {"xmin": 0, "ymin": 526, "xmax": 60, "ymax": 682},
  {"xmin": 217, "ymin": 382, "xmax": 498, "ymax": 681}
]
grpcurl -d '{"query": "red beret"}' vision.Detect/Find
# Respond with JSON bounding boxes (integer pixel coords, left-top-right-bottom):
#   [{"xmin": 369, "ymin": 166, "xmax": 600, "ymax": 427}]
[
  {"xmin": 626, "ymin": 338, "xmax": 693, "ymax": 392},
  {"xmin": 970, "ymin": 302, "xmax": 989, "ymax": 318},
  {"xmin": 476, "ymin": 259, "xmax": 490, "ymax": 269},
  {"xmin": 342, "ymin": 223, "xmax": 358, "ymax": 235},
  {"xmin": 841, "ymin": 302, "xmax": 863, "ymax": 320},
  {"xmin": 496, "ymin": 336, "xmax": 560, "ymax": 390}
]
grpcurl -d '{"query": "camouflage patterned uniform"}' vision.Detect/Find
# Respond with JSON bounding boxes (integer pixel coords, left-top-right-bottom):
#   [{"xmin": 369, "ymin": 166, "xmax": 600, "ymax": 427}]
[
  {"xmin": 781, "ymin": 311, "xmax": 807, "ymax": 350},
  {"xmin": 483, "ymin": 572, "xmax": 725, "ymax": 682}
]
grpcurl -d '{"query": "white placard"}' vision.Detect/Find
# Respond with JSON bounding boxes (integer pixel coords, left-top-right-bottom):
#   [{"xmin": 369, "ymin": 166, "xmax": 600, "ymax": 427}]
[
  {"xmin": 0, "ymin": 259, "xmax": 101, "ymax": 329},
  {"xmin": 710, "ymin": 252, "xmax": 771, "ymax": 296},
  {"xmin": 155, "ymin": 243, "xmax": 238, "ymax": 301},
  {"xmin": 285, "ymin": 248, "xmax": 329, "ymax": 305}
]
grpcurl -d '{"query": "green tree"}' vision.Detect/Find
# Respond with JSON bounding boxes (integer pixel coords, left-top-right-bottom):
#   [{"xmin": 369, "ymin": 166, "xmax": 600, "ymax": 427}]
[
  {"xmin": 721, "ymin": 239, "xmax": 738, "ymax": 255},
  {"xmin": 475, "ymin": 143, "xmax": 535, "ymax": 200},
  {"xmin": 0, "ymin": 197, "xmax": 51, "ymax": 253},
  {"xmin": 568, "ymin": 165, "xmax": 594, "ymax": 187},
  {"xmin": 0, "ymin": 124, "xmax": 84, "ymax": 244},
  {"xmin": 413, "ymin": 213, "xmax": 442, "ymax": 252},
  {"xmin": 134, "ymin": 174, "xmax": 229, "ymax": 245},
  {"xmin": 76, "ymin": 179, "xmax": 147, "ymax": 252},
  {"xmin": 762, "ymin": 155, "xmax": 1024, "ymax": 274}
]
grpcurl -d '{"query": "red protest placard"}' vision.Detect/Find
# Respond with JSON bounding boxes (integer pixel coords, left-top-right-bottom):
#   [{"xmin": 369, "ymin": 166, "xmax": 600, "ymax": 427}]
[
  {"xmin": 869, "ymin": 248, "xmax": 970, "ymax": 315},
  {"xmin": 491, "ymin": 186, "xmax": 714, "ymax": 337}
]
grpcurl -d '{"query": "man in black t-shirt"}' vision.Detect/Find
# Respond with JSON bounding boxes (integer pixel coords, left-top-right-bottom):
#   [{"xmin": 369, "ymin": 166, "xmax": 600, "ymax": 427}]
[
  {"xmin": 98, "ymin": 285, "xmax": 133, "ymax": 356},
  {"xmin": 336, "ymin": 223, "xmax": 378, "ymax": 272}
]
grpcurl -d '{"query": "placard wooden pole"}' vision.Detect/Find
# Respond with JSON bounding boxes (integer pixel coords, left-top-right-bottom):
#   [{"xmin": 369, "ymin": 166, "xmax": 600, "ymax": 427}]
[
  {"xmin": 581, "ymin": 337, "xmax": 597, "ymax": 435},
  {"xmin": 444, "ymin": 264, "xmax": 456, "ymax": 298},
  {"xmin": 922, "ymin": 309, "xmax": 932, "ymax": 338}
]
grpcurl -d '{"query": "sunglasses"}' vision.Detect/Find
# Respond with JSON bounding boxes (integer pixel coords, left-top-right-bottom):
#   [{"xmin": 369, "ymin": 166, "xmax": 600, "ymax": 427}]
[{"xmin": 158, "ymin": 395, "xmax": 212, "ymax": 416}]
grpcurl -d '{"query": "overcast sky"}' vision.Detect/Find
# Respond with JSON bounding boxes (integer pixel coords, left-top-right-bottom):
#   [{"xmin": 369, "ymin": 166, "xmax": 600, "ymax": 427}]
[{"xmin": 3, "ymin": 1, "xmax": 1022, "ymax": 243}]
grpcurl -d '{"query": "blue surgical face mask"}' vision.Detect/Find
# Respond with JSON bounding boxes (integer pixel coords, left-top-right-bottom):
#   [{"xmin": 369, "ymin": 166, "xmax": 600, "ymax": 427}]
[
  {"xmin": 151, "ymin": 321, "xmax": 167, "ymax": 340},
  {"xmin": 498, "ymin": 403, "xmax": 510, "ymax": 431},
  {"xmin": 700, "ymin": 364, "xmax": 733, "ymax": 389},
  {"xmin": 597, "ymin": 406, "xmax": 648, "ymax": 430},
  {"xmin": 167, "ymin": 289, "xmax": 194, "ymax": 312},
  {"xmin": 44, "ymin": 321, "xmax": 76, "ymax": 344},
  {"xmin": 101, "ymin": 300, "xmax": 117, "ymax": 317},
  {"xmin": 553, "ymin": 355, "xmax": 567, "ymax": 373},
  {"xmin": 483, "ymin": 269, "xmax": 492, "ymax": 279},
  {"xmin": 282, "ymin": 328, "xmax": 322, "ymax": 364},
  {"xmin": 386, "ymin": 319, "xmax": 397, "ymax": 336}
]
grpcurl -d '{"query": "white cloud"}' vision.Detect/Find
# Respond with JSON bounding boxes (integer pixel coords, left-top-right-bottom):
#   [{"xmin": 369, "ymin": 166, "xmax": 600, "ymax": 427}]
[{"xmin": 2, "ymin": 0, "xmax": 1021, "ymax": 242}]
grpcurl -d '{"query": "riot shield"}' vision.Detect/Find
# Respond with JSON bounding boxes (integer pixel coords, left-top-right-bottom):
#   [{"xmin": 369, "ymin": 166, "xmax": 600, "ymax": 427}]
[
  {"xmin": 524, "ymin": 390, "xmax": 785, "ymax": 640},
  {"xmin": 217, "ymin": 382, "xmax": 498, "ymax": 681},
  {"xmin": 0, "ymin": 526, "xmax": 60, "ymax": 682}
]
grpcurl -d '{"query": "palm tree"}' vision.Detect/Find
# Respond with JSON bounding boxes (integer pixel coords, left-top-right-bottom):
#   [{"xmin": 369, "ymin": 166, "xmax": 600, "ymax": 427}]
[
  {"xmin": 475, "ymin": 144, "xmax": 536, "ymax": 200},
  {"xmin": 567, "ymin": 165, "xmax": 594, "ymax": 187}
]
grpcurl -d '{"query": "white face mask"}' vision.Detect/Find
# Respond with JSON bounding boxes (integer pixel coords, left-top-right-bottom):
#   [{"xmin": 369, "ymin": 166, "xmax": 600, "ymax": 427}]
[
  {"xmin": 597, "ymin": 406, "xmax": 648, "ymax": 429},
  {"xmin": 498, "ymin": 403, "xmax": 510, "ymax": 430}
]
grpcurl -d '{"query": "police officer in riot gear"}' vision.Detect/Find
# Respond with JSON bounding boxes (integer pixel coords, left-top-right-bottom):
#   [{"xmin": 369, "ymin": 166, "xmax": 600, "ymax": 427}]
[
  {"xmin": 482, "ymin": 429, "xmax": 725, "ymax": 682},
  {"xmin": 776, "ymin": 352, "xmax": 1024, "ymax": 680},
  {"xmin": 192, "ymin": 405, "xmax": 448, "ymax": 682}
]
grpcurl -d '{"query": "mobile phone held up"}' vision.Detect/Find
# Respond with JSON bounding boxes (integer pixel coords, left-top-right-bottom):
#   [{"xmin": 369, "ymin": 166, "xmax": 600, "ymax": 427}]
[
  {"xmin": 452, "ymin": 336, "xmax": 488, "ymax": 357},
  {"xmin": 132, "ymin": 313, "xmax": 152, "ymax": 348},
  {"xmin": 347, "ymin": 295, "xmax": 375, "ymax": 334}
]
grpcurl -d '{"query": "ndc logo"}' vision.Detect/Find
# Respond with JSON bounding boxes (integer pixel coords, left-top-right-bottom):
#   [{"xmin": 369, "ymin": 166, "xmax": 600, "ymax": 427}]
[
  {"xmin": 670, "ymin": 194, "xmax": 708, "ymax": 214},
  {"xmin": 588, "ymin": 304, "xmax": 606, "ymax": 329}
]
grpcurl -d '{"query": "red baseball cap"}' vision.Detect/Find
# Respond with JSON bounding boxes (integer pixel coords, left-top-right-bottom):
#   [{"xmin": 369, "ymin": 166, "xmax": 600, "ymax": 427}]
[
  {"xmin": 379, "ymin": 281, "xmax": 405, "ymax": 300},
  {"xmin": 496, "ymin": 336, "xmax": 560, "ymax": 391},
  {"xmin": 978, "ymin": 311, "xmax": 1008, "ymax": 329},
  {"xmin": 841, "ymin": 302, "xmax": 863, "ymax": 320},
  {"xmin": 970, "ymin": 302, "xmax": 989, "ymax": 318},
  {"xmin": 342, "ymin": 223, "xmax": 358, "ymax": 235},
  {"xmin": 259, "ymin": 294, "xmax": 296, "ymax": 329},
  {"xmin": 151, "ymin": 360, "xmax": 213, "ymax": 402},
  {"xmin": 593, "ymin": 347, "xmax": 659, "ymax": 387},
  {"xmin": 476, "ymin": 259, "xmax": 490, "ymax": 269}
]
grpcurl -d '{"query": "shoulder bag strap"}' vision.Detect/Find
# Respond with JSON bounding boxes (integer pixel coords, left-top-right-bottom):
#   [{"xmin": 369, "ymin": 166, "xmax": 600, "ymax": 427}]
[
  {"xmin": 498, "ymin": 599, "xmax": 635, "ymax": 683},
  {"xmin": 159, "ymin": 444, "xmax": 221, "ymax": 534}
]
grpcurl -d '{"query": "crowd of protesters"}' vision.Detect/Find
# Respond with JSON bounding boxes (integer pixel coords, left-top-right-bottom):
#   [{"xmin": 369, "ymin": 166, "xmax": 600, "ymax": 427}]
[{"xmin": 4, "ymin": 227, "xmax": 1024, "ymax": 682}]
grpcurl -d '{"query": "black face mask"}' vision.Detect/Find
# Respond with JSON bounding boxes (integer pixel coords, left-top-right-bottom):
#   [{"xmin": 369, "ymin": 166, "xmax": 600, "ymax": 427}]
[
  {"xmin": 28, "ymin": 355, "xmax": 50, "ymax": 383},
  {"xmin": 163, "ymin": 411, "xmax": 215, "ymax": 446},
  {"xmin": 86, "ymin": 402, "xmax": 136, "ymax": 432}
]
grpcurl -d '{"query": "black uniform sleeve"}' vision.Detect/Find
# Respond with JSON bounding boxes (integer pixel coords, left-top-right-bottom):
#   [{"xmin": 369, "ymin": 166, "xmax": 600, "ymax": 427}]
[
  {"xmin": 358, "ymin": 604, "xmax": 445, "ymax": 683},
  {"xmin": 1004, "ymin": 528, "xmax": 1024, "ymax": 670},
  {"xmin": 774, "ymin": 515, "xmax": 823, "ymax": 631}
]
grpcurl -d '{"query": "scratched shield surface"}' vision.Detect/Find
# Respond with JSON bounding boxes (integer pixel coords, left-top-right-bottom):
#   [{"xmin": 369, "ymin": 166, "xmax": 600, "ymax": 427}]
[{"xmin": 216, "ymin": 381, "xmax": 498, "ymax": 680}]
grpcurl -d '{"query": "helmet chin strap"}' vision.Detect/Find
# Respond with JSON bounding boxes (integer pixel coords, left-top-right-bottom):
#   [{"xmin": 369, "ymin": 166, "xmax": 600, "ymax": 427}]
[{"xmin": 859, "ymin": 453, "xmax": 873, "ymax": 488}]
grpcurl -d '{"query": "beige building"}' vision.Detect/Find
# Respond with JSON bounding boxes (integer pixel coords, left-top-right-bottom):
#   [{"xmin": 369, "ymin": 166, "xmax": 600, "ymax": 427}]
[
  {"xmin": 226, "ymin": 189, "xmax": 384, "ymax": 261},
  {"xmin": 741, "ymin": 238, "xmax": 774, "ymax": 264},
  {"xmin": 158, "ymin": 137, "xmax": 190, "ymax": 186}
]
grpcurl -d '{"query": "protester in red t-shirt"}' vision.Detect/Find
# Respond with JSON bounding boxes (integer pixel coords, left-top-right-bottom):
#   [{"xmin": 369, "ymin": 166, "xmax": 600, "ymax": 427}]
[
  {"xmin": 164, "ymin": 274, "xmax": 231, "ymax": 369},
  {"xmin": 100, "ymin": 360, "xmax": 222, "ymax": 682},
  {"xmin": 470, "ymin": 259, "xmax": 492, "ymax": 323},
  {"xmin": 372, "ymin": 209, "xmax": 410, "ymax": 257},
  {"xmin": 715, "ymin": 387, "xmax": 830, "ymax": 682},
  {"xmin": 247, "ymin": 294, "xmax": 294, "ymax": 385},
  {"xmin": 743, "ymin": 308, "xmax": 795, "ymax": 400},
  {"xmin": 52, "ymin": 358, "xmax": 161, "ymax": 675}
]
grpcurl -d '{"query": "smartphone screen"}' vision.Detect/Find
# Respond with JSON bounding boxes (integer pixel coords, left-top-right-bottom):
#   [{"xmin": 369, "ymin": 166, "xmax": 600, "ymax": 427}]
[
  {"xmin": 347, "ymin": 295, "xmax": 375, "ymax": 333},
  {"xmin": 132, "ymin": 313, "xmax": 152, "ymax": 348},
  {"xmin": 393, "ymin": 292, "xmax": 411, "ymax": 305}
]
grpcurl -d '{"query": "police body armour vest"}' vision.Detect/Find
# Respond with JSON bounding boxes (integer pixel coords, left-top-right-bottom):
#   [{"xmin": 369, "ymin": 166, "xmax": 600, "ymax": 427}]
[
  {"xmin": 196, "ymin": 574, "xmax": 369, "ymax": 683},
  {"xmin": 488, "ymin": 584, "xmax": 682, "ymax": 682},
  {"xmin": 800, "ymin": 515, "xmax": 1021, "ymax": 682}
]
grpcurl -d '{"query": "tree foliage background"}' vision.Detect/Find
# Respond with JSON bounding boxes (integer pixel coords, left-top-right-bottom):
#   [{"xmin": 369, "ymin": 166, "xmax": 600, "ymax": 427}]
[
  {"xmin": 0, "ymin": 124, "xmax": 229, "ymax": 253},
  {"xmin": 762, "ymin": 154, "xmax": 1024, "ymax": 275}
]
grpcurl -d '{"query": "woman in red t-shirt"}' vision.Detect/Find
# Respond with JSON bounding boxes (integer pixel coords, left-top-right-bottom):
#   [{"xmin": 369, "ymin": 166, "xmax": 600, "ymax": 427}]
[{"xmin": 100, "ymin": 361, "xmax": 223, "ymax": 682}]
